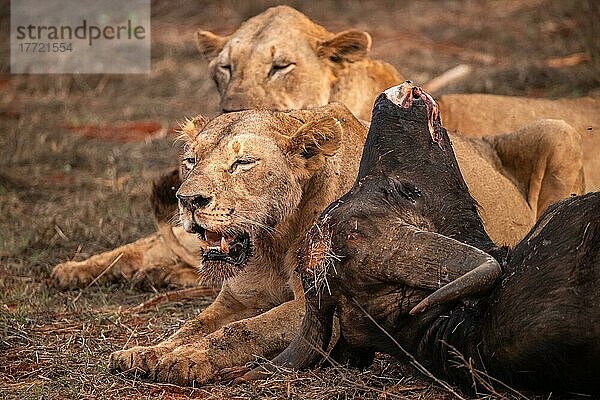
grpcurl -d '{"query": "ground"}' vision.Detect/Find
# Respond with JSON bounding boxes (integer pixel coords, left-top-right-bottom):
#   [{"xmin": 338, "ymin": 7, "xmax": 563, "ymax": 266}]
[{"xmin": 0, "ymin": 0, "xmax": 598, "ymax": 399}]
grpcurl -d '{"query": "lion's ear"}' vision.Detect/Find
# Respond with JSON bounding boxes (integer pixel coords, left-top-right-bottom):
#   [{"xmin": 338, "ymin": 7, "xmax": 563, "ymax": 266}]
[
  {"xmin": 179, "ymin": 114, "xmax": 209, "ymax": 141},
  {"xmin": 196, "ymin": 30, "xmax": 229, "ymax": 60},
  {"xmin": 285, "ymin": 116, "xmax": 343, "ymax": 174},
  {"xmin": 317, "ymin": 30, "xmax": 372, "ymax": 64}
]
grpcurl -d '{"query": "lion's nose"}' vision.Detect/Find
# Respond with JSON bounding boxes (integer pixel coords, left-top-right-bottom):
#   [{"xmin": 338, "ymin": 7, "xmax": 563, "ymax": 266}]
[
  {"xmin": 221, "ymin": 96, "xmax": 249, "ymax": 113},
  {"xmin": 177, "ymin": 193, "xmax": 213, "ymax": 210}
]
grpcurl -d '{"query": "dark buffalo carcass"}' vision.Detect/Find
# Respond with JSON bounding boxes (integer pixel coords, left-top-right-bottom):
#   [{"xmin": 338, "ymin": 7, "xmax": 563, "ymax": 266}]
[{"xmin": 237, "ymin": 82, "xmax": 600, "ymax": 394}]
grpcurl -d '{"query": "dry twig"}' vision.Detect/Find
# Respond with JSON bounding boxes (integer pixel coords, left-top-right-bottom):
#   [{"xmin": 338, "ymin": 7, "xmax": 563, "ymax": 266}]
[{"xmin": 72, "ymin": 253, "xmax": 124, "ymax": 303}]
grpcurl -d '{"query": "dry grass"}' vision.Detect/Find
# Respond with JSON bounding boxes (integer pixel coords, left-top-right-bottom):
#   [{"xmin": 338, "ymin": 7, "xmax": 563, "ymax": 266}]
[{"xmin": 1, "ymin": 0, "xmax": 598, "ymax": 399}]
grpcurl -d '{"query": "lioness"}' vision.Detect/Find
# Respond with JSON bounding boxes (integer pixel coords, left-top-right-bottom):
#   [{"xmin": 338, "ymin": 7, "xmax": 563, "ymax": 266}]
[
  {"xmin": 195, "ymin": 6, "xmax": 402, "ymax": 121},
  {"xmin": 107, "ymin": 103, "xmax": 583, "ymax": 386},
  {"xmin": 195, "ymin": 5, "xmax": 599, "ymax": 190}
]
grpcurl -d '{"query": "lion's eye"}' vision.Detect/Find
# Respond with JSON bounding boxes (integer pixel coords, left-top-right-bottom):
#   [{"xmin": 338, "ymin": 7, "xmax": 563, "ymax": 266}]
[
  {"xmin": 219, "ymin": 64, "xmax": 232, "ymax": 76},
  {"xmin": 229, "ymin": 157, "xmax": 258, "ymax": 173},
  {"xmin": 182, "ymin": 157, "xmax": 196, "ymax": 170},
  {"xmin": 268, "ymin": 62, "xmax": 295, "ymax": 78}
]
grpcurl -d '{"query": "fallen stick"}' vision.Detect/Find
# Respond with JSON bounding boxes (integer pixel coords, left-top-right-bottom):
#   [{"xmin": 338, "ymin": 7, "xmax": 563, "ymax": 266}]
[
  {"xmin": 422, "ymin": 64, "xmax": 472, "ymax": 94},
  {"xmin": 545, "ymin": 52, "xmax": 590, "ymax": 68},
  {"xmin": 128, "ymin": 286, "xmax": 220, "ymax": 313}
]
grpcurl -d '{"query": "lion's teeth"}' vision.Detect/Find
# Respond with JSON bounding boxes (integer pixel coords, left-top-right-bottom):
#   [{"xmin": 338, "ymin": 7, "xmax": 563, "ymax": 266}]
[
  {"xmin": 198, "ymin": 239, "xmax": 209, "ymax": 252},
  {"xmin": 220, "ymin": 236, "xmax": 229, "ymax": 253},
  {"xmin": 208, "ymin": 246, "xmax": 220, "ymax": 251}
]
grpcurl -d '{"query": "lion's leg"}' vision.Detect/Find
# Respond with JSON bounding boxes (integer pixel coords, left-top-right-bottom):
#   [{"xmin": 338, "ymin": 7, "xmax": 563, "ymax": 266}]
[
  {"xmin": 52, "ymin": 227, "xmax": 199, "ymax": 290},
  {"xmin": 130, "ymin": 262, "xmax": 200, "ymax": 291},
  {"xmin": 148, "ymin": 299, "xmax": 304, "ymax": 386},
  {"xmin": 485, "ymin": 119, "xmax": 585, "ymax": 218},
  {"xmin": 109, "ymin": 282, "xmax": 269, "ymax": 375},
  {"xmin": 52, "ymin": 233, "xmax": 166, "ymax": 289}
]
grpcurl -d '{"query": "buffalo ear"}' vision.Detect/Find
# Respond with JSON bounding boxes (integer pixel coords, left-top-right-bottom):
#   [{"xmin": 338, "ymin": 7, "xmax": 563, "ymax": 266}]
[
  {"xmin": 179, "ymin": 114, "xmax": 209, "ymax": 141},
  {"xmin": 317, "ymin": 30, "xmax": 372, "ymax": 64},
  {"xmin": 285, "ymin": 116, "xmax": 343, "ymax": 174},
  {"xmin": 196, "ymin": 30, "xmax": 229, "ymax": 60}
]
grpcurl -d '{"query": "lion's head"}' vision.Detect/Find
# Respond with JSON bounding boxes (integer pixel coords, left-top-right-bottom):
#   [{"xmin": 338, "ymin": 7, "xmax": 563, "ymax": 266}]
[
  {"xmin": 175, "ymin": 105, "xmax": 360, "ymax": 280},
  {"xmin": 196, "ymin": 6, "xmax": 378, "ymax": 114}
]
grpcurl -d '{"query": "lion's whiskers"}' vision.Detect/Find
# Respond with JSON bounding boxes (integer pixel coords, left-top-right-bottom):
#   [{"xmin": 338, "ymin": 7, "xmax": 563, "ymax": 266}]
[
  {"xmin": 168, "ymin": 213, "xmax": 182, "ymax": 227},
  {"xmin": 235, "ymin": 214, "xmax": 278, "ymax": 238}
]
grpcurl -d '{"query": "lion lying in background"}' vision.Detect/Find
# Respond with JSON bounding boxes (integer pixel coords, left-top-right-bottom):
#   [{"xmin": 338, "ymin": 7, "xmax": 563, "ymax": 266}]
[
  {"xmin": 195, "ymin": 5, "xmax": 599, "ymax": 191},
  {"xmin": 105, "ymin": 101, "xmax": 583, "ymax": 386}
]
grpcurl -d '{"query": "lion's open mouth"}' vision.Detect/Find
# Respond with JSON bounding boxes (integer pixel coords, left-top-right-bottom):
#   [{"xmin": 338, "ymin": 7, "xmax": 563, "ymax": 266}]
[{"xmin": 197, "ymin": 227, "xmax": 251, "ymax": 266}]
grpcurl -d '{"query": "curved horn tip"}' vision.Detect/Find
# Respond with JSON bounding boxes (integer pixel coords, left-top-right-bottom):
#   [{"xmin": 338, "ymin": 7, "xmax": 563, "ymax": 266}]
[
  {"xmin": 409, "ymin": 257, "xmax": 501, "ymax": 316},
  {"xmin": 409, "ymin": 298, "xmax": 430, "ymax": 315}
]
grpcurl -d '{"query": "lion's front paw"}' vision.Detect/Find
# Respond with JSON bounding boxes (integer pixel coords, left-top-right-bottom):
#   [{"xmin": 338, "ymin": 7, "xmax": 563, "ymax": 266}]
[
  {"xmin": 109, "ymin": 345, "xmax": 172, "ymax": 376},
  {"xmin": 51, "ymin": 261, "xmax": 97, "ymax": 290},
  {"xmin": 153, "ymin": 345, "xmax": 213, "ymax": 386}
]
